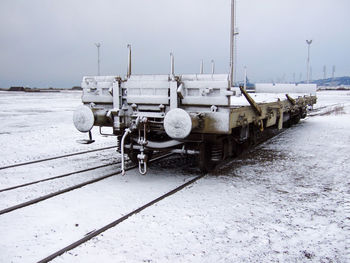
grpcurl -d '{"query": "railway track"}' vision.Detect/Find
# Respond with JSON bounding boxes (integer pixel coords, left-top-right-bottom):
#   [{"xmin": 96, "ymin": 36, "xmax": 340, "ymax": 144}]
[
  {"xmin": 4, "ymin": 123, "xmax": 311, "ymax": 262},
  {"xmin": 0, "ymin": 145, "xmax": 116, "ymax": 170},
  {"xmin": 309, "ymin": 102, "xmax": 348, "ymax": 117},
  {"xmin": 0, "ymin": 113, "xmax": 314, "ymax": 216},
  {"xmin": 37, "ymin": 173, "xmax": 204, "ymax": 263},
  {"xmin": 36, "ymin": 129, "xmax": 291, "ymax": 262},
  {"xmin": 34, "ymin": 126, "xmax": 296, "ymax": 262},
  {"xmin": 0, "ymin": 161, "xmax": 120, "ymax": 193},
  {"xmin": 0, "ymin": 153, "xmax": 172, "ymax": 216}
]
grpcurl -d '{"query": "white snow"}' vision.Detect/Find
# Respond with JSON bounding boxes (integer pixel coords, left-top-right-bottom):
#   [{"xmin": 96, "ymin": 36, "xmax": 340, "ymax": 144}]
[
  {"xmin": 0, "ymin": 91, "xmax": 116, "ymax": 167},
  {"xmin": 230, "ymin": 92, "xmax": 315, "ymax": 106},
  {"xmin": 0, "ymin": 90, "xmax": 349, "ymax": 262}
]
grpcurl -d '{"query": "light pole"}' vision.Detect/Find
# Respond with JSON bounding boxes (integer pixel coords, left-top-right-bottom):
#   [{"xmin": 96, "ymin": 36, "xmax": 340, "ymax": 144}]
[
  {"xmin": 229, "ymin": 0, "xmax": 235, "ymax": 87},
  {"xmin": 211, "ymin": 60, "xmax": 215, "ymax": 75},
  {"xmin": 229, "ymin": 0, "xmax": 239, "ymax": 87},
  {"xmin": 127, "ymin": 44, "xmax": 132, "ymax": 78},
  {"xmin": 243, "ymin": 66, "xmax": 247, "ymax": 90},
  {"xmin": 306, "ymin": 40, "xmax": 312, "ymax": 83},
  {"xmin": 95, "ymin": 43, "xmax": 101, "ymax": 76}
]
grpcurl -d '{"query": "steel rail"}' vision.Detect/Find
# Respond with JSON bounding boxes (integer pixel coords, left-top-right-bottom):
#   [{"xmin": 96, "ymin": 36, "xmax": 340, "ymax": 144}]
[
  {"xmin": 309, "ymin": 102, "xmax": 348, "ymax": 117},
  {"xmin": 0, "ymin": 153, "xmax": 173, "ymax": 216},
  {"xmin": 37, "ymin": 173, "xmax": 204, "ymax": 263},
  {"xmin": 312, "ymin": 103, "xmax": 341, "ymax": 111},
  {"xmin": 36, "ymin": 107, "xmax": 325, "ymax": 262},
  {"xmin": 0, "ymin": 146, "xmax": 116, "ymax": 170},
  {"xmin": 0, "ymin": 161, "xmax": 120, "ymax": 193}
]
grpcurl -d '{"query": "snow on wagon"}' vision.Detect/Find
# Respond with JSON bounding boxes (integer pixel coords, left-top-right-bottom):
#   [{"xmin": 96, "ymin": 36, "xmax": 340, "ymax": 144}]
[{"xmin": 73, "ymin": 1, "xmax": 317, "ymax": 174}]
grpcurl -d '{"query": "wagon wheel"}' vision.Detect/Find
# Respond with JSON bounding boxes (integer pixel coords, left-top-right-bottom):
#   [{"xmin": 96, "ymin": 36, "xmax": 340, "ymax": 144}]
[
  {"xmin": 291, "ymin": 114, "xmax": 301, "ymax": 125},
  {"xmin": 283, "ymin": 116, "xmax": 292, "ymax": 128},
  {"xmin": 248, "ymin": 125, "xmax": 259, "ymax": 146},
  {"xmin": 198, "ymin": 142, "xmax": 213, "ymax": 173}
]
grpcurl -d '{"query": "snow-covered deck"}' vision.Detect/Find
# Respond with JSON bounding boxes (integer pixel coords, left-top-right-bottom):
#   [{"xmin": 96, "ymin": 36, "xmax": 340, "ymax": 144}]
[{"xmin": 230, "ymin": 92, "xmax": 315, "ymax": 107}]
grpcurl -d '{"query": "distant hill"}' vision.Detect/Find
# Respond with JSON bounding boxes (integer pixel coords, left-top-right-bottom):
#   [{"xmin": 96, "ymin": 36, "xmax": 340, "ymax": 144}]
[{"xmin": 300, "ymin": 76, "xmax": 350, "ymax": 86}]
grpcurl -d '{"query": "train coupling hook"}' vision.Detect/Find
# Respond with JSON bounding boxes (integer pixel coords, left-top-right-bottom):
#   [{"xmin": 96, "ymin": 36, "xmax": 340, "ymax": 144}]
[
  {"xmin": 137, "ymin": 148, "xmax": 147, "ymax": 175},
  {"xmin": 120, "ymin": 128, "xmax": 132, "ymax": 175},
  {"xmin": 137, "ymin": 119, "xmax": 148, "ymax": 175}
]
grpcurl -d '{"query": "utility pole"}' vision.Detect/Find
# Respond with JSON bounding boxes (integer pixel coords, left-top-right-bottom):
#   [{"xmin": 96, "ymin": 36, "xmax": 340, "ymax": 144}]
[
  {"xmin": 323, "ymin": 65, "xmax": 327, "ymax": 79},
  {"xmin": 306, "ymin": 40, "xmax": 312, "ymax": 83},
  {"xmin": 230, "ymin": 0, "xmax": 238, "ymax": 87},
  {"xmin": 332, "ymin": 65, "xmax": 336, "ymax": 79},
  {"xmin": 127, "ymin": 44, "xmax": 132, "ymax": 78},
  {"xmin": 310, "ymin": 67, "xmax": 312, "ymax": 82},
  {"xmin": 95, "ymin": 43, "xmax": 101, "ymax": 76},
  {"xmin": 211, "ymin": 60, "xmax": 215, "ymax": 74},
  {"xmin": 243, "ymin": 66, "xmax": 247, "ymax": 90}
]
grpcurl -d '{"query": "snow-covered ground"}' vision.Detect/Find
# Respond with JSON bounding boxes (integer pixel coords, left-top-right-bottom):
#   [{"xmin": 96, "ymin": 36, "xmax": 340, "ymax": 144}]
[
  {"xmin": 0, "ymin": 90, "xmax": 349, "ymax": 262},
  {"xmin": 0, "ymin": 91, "xmax": 116, "ymax": 166}
]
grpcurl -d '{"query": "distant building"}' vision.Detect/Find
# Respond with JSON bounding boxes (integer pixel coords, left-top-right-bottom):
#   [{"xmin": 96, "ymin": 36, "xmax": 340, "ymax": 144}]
[
  {"xmin": 71, "ymin": 86, "xmax": 82, "ymax": 90},
  {"xmin": 9, "ymin": 86, "xmax": 25, "ymax": 91}
]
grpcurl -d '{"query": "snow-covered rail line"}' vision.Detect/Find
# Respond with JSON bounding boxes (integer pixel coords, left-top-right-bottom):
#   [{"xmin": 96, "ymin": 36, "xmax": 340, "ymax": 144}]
[
  {"xmin": 0, "ymin": 153, "xmax": 172, "ymax": 216},
  {"xmin": 0, "ymin": 167, "xmax": 123, "ymax": 216},
  {"xmin": 0, "ymin": 161, "xmax": 120, "ymax": 193},
  {"xmin": 309, "ymin": 102, "xmax": 350, "ymax": 117},
  {"xmin": 37, "ymin": 173, "xmax": 204, "ymax": 263},
  {"xmin": 36, "ymin": 128, "xmax": 304, "ymax": 262},
  {"xmin": 0, "ymin": 145, "xmax": 116, "ymax": 170}
]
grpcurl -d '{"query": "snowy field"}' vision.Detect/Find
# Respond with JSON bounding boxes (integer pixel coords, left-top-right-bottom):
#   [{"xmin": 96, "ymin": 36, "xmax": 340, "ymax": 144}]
[{"xmin": 0, "ymin": 90, "xmax": 349, "ymax": 262}]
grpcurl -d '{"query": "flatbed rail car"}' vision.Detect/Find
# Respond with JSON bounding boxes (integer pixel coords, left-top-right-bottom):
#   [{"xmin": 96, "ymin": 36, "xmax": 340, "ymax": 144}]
[
  {"xmin": 72, "ymin": 0, "xmax": 316, "ymax": 174},
  {"xmin": 73, "ymin": 73, "xmax": 317, "ymax": 174}
]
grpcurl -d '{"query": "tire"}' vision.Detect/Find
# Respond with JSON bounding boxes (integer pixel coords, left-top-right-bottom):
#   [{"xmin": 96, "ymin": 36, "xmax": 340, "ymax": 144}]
[
  {"xmin": 198, "ymin": 142, "xmax": 213, "ymax": 173},
  {"xmin": 231, "ymin": 140, "xmax": 244, "ymax": 157},
  {"xmin": 291, "ymin": 114, "xmax": 301, "ymax": 125}
]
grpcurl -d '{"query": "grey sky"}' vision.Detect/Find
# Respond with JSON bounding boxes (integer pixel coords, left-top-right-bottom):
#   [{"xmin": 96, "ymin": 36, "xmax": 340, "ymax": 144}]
[{"xmin": 0, "ymin": 0, "xmax": 349, "ymax": 88}]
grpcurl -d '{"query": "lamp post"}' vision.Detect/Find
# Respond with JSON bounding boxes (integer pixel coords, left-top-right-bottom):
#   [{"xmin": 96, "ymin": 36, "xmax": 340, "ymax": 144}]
[
  {"xmin": 306, "ymin": 40, "xmax": 312, "ymax": 83},
  {"xmin": 127, "ymin": 44, "xmax": 132, "ymax": 78},
  {"xmin": 211, "ymin": 60, "xmax": 215, "ymax": 74},
  {"xmin": 95, "ymin": 43, "xmax": 101, "ymax": 76},
  {"xmin": 229, "ymin": 0, "xmax": 240, "ymax": 87},
  {"xmin": 243, "ymin": 66, "xmax": 247, "ymax": 90},
  {"xmin": 230, "ymin": 0, "xmax": 235, "ymax": 87}
]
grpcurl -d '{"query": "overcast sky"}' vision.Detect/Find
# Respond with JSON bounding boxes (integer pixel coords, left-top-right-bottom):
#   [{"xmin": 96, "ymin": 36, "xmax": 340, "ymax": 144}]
[{"xmin": 0, "ymin": 0, "xmax": 349, "ymax": 88}]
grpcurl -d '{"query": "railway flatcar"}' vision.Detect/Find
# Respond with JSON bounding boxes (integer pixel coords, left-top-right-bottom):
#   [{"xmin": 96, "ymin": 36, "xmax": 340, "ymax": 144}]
[
  {"xmin": 73, "ymin": 64, "xmax": 316, "ymax": 174},
  {"xmin": 73, "ymin": 1, "xmax": 317, "ymax": 175}
]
